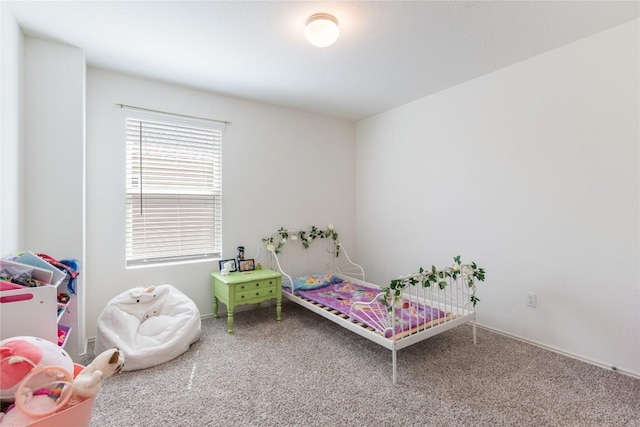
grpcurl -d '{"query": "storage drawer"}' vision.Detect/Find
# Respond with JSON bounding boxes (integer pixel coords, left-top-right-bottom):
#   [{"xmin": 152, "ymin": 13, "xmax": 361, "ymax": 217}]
[
  {"xmin": 234, "ymin": 279, "xmax": 276, "ymax": 300},
  {"xmin": 234, "ymin": 279, "xmax": 276, "ymax": 294},
  {"xmin": 236, "ymin": 286, "xmax": 277, "ymax": 302}
]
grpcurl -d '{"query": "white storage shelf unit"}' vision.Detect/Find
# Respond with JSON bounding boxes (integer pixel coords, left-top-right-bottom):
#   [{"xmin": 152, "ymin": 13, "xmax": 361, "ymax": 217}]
[{"xmin": 0, "ymin": 257, "xmax": 72, "ymax": 348}]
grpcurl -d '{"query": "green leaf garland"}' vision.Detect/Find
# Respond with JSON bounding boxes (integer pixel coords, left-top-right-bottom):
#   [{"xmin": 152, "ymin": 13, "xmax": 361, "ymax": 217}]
[
  {"xmin": 263, "ymin": 224, "xmax": 340, "ymax": 257},
  {"xmin": 381, "ymin": 256, "xmax": 486, "ymax": 311}
]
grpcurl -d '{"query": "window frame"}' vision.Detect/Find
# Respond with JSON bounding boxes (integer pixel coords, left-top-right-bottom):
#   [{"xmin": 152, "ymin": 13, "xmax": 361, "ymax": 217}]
[{"xmin": 124, "ymin": 109, "xmax": 224, "ymax": 267}]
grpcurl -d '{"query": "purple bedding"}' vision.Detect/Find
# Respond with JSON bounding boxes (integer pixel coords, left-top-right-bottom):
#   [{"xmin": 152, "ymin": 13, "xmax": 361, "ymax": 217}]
[{"xmin": 297, "ymin": 281, "xmax": 447, "ymax": 338}]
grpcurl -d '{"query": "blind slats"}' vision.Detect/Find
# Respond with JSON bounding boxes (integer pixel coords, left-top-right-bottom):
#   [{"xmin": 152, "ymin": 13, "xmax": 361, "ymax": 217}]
[{"xmin": 125, "ymin": 115, "xmax": 223, "ymax": 267}]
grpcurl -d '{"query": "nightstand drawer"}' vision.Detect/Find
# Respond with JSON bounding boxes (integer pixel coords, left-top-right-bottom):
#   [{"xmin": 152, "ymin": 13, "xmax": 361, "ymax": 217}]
[
  {"xmin": 234, "ymin": 279, "xmax": 277, "ymax": 294},
  {"xmin": 236, "ymin": 286, "xmax": 277, "ymax": 301}
]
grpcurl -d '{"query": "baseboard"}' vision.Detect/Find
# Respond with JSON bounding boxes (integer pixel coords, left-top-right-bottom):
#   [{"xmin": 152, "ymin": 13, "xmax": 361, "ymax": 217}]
[{"xmin": 476, "ymin": 323, "xmax": 640, "ymax": 379}]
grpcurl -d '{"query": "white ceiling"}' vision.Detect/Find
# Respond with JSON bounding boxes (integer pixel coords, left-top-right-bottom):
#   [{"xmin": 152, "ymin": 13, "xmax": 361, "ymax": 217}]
[{"xmin": 6, "ymin": 1, "xmax": 639, "ymax": 121}]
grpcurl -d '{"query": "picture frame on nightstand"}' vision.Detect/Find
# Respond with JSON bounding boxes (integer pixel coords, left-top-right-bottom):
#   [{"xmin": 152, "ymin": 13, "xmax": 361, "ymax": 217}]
[
  {"xmin": 218, "ymin": 259, "xmax": 237, "ymax": 272},
  {"xmin": 238, "ymin": 259, "xmax": 255, "ymax": 272}
]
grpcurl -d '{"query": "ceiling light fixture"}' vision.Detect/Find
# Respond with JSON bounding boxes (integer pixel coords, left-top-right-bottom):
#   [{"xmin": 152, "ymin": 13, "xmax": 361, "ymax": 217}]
[{"xmin": 305, "ymin": 13, "xmax": 339, "ymax": 48}]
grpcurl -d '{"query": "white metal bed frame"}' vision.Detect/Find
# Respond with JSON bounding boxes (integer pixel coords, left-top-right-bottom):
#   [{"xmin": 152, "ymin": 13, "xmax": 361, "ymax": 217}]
[{"xmin": 264, "ymin": 230, "xmax": 478, "ymax": 384}]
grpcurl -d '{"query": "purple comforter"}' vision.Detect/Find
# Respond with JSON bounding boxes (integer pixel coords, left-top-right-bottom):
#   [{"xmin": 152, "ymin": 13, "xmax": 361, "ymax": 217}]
[{"xmin": 297, "ymin": 281, "xmax": 446, "ymax": 338}]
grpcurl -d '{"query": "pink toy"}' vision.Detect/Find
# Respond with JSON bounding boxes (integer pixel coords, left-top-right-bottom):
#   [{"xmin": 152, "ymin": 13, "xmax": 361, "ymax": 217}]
[
  {"xmin": 0, "ymin": 348, "xmax": 124, "ymax": 426},
  {"xmin": 0, "ymin": 393, "xmax": 60, "ymax": 426},
  {"xmin": 0, "ymin": 366, "xmax": 74, "ymax": 426},
  {"xmin": 56, "ymin": 330, "xmax": 66, "ymax": 347},
  {"xmin": 0, "ymin": 337, "xmax": 74, "ymax": 401}
]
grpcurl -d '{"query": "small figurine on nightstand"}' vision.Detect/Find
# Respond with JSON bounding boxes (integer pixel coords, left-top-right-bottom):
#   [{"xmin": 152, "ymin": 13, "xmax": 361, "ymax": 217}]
[{"xmin": 221, "ymin": 261, "xmax": 234, "ymax": 276}]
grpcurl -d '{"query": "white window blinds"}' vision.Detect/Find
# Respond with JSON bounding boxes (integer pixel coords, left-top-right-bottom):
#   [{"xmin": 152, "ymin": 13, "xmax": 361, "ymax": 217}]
[{"xmin": 125, "ymin": 111, "xmax": 224, "ymax": 267}]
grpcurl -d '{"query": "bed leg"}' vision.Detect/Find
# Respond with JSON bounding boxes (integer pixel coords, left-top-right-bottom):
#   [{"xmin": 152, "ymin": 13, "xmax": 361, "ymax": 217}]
[
  {"xmin": 473, "ymin": 320, "xmax": 477, "ymax": 345},
  {"xmin": 392, "ymin": 349, "xmax": 397, "ymax": 385}
]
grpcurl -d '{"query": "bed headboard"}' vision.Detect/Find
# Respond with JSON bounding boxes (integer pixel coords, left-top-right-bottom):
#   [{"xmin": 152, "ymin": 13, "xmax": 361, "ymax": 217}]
[{"xmin": 261, "ymin": 226, "xmax": 364, "ymax": 291}]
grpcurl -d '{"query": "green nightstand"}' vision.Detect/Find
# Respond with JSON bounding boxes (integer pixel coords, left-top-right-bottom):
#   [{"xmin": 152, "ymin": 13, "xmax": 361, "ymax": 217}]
[{"xmin": 211, "ymin": 269, "xmax": 282, "ymax": 334}]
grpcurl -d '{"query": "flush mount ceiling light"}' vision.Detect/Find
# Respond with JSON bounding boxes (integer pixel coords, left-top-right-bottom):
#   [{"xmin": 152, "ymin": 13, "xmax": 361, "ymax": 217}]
[{"xmin": 305, "ymin": 13, "xmax": 339, "ymax": 47}]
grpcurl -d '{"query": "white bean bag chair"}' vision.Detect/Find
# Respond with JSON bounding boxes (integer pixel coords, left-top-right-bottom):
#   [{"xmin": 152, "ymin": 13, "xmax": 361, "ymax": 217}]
[{"xmin": 95, "ymin": 284, "xmax": 201, "ymax": 371}]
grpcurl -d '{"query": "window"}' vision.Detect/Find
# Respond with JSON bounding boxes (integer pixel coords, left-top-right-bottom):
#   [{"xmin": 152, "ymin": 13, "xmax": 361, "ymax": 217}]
[{"xmin": 125, "ymin": 111, "xmax": 224, "ymax": 267}]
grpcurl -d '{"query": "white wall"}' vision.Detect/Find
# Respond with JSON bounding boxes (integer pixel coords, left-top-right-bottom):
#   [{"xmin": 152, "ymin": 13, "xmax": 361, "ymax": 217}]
[
  {"xmin": 86, "ymin": 68, "xmax": 355, "ymax": 338},
  {"xmin": 6, "ymin": 10, "xmax": 635, "ymax": 376},
  {"xmin": 0, "ymin": 4, "xmax": 23, "ymax": 256},
  {"xmin": 355, "ymin": 20, "xmax": 639, "ymax": 375},
  {"xmin": 23, "ymin": 37, "xmax": 86, "ymax": 358}
]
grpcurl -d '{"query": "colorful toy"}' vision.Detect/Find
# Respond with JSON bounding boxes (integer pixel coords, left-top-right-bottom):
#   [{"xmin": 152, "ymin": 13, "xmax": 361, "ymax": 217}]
[
  {"xmin": 0, "ymin": 337, "xmax": 74, "ymax": 401},
  {"xmin": 57, "ymin": 293, "xmax": 70, "ymax": 304},
  {"xmin": 0, "ymin": 391, "xmax": 65, "ymax": 426},
  {"xmin": 3, "ymin": 365, "xmax": 75, "ymax": 424},
  {"xmin": 0, "ymin": 348, "xmax": 124, "ymax": 426},
  {"xmin": 57, "ymin": 330, "xmax": 67, "ymax": 347}
]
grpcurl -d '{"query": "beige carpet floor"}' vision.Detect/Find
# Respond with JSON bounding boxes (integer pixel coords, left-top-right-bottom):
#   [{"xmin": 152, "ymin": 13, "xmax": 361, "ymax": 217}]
[{"xmin": 85, "ymin": 302, "xmax": 640, "ymax": 426}]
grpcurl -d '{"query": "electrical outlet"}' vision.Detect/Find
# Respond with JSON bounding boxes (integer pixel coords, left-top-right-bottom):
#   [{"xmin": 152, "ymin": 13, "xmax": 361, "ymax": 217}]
[{"xmin": 527, "ymin": 293, "xmax": 537, "ymax": 308}]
